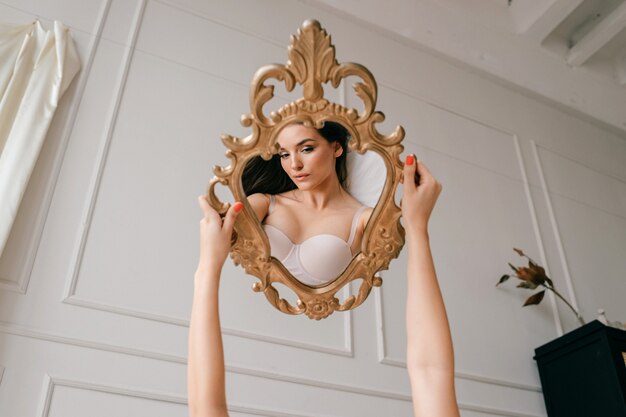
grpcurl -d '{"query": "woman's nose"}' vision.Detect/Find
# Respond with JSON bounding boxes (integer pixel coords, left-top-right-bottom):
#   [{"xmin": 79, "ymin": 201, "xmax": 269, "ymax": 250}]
[{"xmin": 290, "ymin": 155, "xmax": 303, "ymax": 170}]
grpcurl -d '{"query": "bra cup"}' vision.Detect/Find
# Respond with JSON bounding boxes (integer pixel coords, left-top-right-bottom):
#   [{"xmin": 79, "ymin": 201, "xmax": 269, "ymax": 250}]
[
  {"xmin": 262, "ymin": 203, "xmax": 366, "ymax": 286},
  {"xmin": 299, "ymin": 235, "xmax": 352, "ymax": 283},
  {"xmin": 264, "ymin": 225, "xmax": 293, "ymax": 260}
]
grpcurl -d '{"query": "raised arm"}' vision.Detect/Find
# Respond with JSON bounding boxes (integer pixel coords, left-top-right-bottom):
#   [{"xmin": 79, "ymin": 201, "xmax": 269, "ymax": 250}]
[
  {"xmin": 188, "ymin": 197, "xmax": 242, "ymax": 417},
  {"xmin": 401, "ymin": 156, "xmax": 460, "ymax": 417}
]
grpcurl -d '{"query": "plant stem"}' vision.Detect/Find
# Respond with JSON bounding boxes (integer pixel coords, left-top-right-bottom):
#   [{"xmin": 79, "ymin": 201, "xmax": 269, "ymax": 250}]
[{"xmin": 544, "ymin": 285, "xmax": 585, "ymax": 326}]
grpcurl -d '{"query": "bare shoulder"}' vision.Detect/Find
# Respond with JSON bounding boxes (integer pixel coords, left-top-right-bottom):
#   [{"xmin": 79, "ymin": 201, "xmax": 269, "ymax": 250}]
[
  {"xmin": 247, "ymin": 193, "xmax": 270, "ymax": 221},
  {"xmin": 359, "ymin": 207, "xmax": 374, "ymax": 230},
  {"xmin": 275, "ymin": 190, "xmax": 298, "ymax": 202}
]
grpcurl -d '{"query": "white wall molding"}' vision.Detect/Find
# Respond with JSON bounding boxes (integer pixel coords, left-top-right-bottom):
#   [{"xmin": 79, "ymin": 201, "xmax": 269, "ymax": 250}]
[
  {"xmin": 0, "ymin": 322, "xmax": 392, "ymax": 400},
  {"xmin": 379, "ymin": 353, "xmax": 542, "ymax": 394},
  {"xmin": 62, "ymin": 294, "xmax": 353, "ymax": 357},
  {"xmin": 36, "ymin": 374, "xmax": 186, "ymax": 417},
  {"xmin": 1, "ymin": 321, "xmax": 538, "ymax": 416},
  {"xmin": 455, "ymin": 371, "xmax": 541, "ymax": 394},
  {"xmin": 36, "ymin": 374, "xmax": 316, "ymax": 417},
  {"xmin": 234, "ymin": 356, "xmax": 543, "ymax": 416},
  {"xmin": 531, "ymin": 141, "xmax": 626, "ymax": 186},
  {"xmin": 230, "ymin": 362, "xmax": 410, "ymax": 403},
  {"xmin": 460, "ymin": 402, "xmax": 543, "ymax": 417},
  {"xmin": 513, "ymin": 135, "xmax": 563, "ymax": 336},
  {"xmin": 0, "ymin": 278, "xmax": 27, "ymax": 294},
  {"xmin": 530, "ymin": 141, "xmax": 581, "ymax": 316},
  {"xmin": 63, "ymin": 0, "xmax": 147, "ymax": 302},
  {"xmin": 226, "ymin": 325, "xmax": 352, "ymax": 357},
  {"xmin": 373, "ymin": 286, "xmax": 386, "ymax": 364},
  {"xmin": 33, "ymin": 372, "xmax": 543, "ymax": 417},
  {"xmin": 0, "ymin": 321, "xmax": 185, "ymax": 364},
  {"xmin": 228, "ymin": 404, "xmax": 319, "ymax": 417},
  {"xmin": 36, "ymin": 374, "xmax": 54, "ymax": 417},
  {"xmin": 235, "ymin": 363, "xmax": 544, "ymax": 417},
  {"xmin": 0, "ymin": 0, "xmax": 113, "ymax": 295}
]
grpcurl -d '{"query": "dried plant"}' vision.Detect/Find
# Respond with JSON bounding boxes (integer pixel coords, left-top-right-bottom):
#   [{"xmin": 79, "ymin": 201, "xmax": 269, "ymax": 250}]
[{"xmin": 497, "ymin": 248, "xmax": 585, "ymax": 326}]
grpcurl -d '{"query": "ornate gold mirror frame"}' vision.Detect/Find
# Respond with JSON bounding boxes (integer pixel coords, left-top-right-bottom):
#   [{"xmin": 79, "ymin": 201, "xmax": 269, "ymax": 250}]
[{"xmin": 207, "ymin": 20, "xmax": 405, "ymax": 319}]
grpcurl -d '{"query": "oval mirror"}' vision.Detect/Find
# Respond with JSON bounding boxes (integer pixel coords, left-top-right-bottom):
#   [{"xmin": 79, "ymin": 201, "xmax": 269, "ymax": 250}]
[{"xmin": 207, "ymin": 19, "xmax": 405, "ymax": 319}]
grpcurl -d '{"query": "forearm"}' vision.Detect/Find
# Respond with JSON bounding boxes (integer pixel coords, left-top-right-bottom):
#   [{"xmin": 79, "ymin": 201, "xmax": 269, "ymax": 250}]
[
  {"xmin": 399, "ymin": 158, "xmax": 458, "ymax": 416},
  {"xmin": 405, "ymin": 229, "xmax": 454, "ymax": 371},
  {"xmin": 187, "ymin": 268, "xmax": 228, "ymax": 417},
  {"xmin": 405, "ymin": 229, "xmax": 459, "ymax": 416}
]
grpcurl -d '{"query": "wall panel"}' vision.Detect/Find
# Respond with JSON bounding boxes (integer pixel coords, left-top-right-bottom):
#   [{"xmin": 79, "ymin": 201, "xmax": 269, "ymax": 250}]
[
  {"xmin": 536, "ymin": 145, "xmax": 626, "ymax": 323},
  {"xmin": 1, "ymin": 1, "xmax": 625, "ymax": 416}
]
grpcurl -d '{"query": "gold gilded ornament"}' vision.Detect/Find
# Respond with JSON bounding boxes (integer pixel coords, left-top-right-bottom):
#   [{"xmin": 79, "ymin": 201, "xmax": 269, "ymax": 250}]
[{"xmin": 207, "ymin": 20, "xmax": 405, "ymax": 319}]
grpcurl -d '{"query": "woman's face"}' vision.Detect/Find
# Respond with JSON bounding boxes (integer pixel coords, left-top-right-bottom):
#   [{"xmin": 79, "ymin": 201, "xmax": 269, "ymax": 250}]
[{"xmin": 276, "ymin": 124, "xmax": 342, "ymax": 191}]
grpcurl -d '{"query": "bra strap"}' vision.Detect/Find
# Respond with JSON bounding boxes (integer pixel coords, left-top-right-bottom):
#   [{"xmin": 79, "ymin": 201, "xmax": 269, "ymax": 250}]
[
  {"xmin": 267, "ymin": 194, "xmax": 276, "ymax": 215},
  {"xmin": 347, "ymin": 206, "xmax": 367, "ymax": 246}
]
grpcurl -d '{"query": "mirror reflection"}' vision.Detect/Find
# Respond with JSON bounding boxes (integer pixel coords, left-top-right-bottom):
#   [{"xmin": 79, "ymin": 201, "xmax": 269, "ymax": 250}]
[{"xmin": 243, "ymin": 122, "xmax": 385, "ymax": 287}]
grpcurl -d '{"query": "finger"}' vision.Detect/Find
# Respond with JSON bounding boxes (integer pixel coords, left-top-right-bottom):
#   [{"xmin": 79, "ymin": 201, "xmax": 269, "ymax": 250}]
[
  {"xmin": 414, "ymin": 161, "xmax": 422, "ymax": 186},
  {"xmin": 198, "ymin": 195, "xmax": 210, "ymax": 214},
  {"xmin": 198, "ymin": 195, "xmax": 220, "ymax": 222},
  {"xmin": 417, "ymin": 161, "xmax": 439, "ymax": 184},
  {"xmin": 221, "ymin": 201, "xmax": 243, "ymax": 236},
  {"xmin": 415, "ymin": 160, "xmax": 432, "ymax": 178},
  {"xmin": 403, "ymin": 154, "xmax": 417, "ymax": 192}
]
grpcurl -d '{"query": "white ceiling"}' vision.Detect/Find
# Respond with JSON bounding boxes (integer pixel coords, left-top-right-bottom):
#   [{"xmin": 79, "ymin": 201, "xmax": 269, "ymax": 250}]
[{"xmin": 307, "ymin": 0, "xmax": 626, "ymax": 136}]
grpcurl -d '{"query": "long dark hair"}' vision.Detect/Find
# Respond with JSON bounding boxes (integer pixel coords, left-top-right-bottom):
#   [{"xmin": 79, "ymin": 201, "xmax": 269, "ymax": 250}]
[{"xmin": 242, "ymin": 122, "xmax": 350, "ymax": 195}]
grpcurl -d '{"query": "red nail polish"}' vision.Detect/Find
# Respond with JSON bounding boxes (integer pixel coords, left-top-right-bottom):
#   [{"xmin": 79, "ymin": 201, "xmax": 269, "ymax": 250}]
[
  {"xmin": 233, "ymin": 202, "xmax": 244, "ymax": 213},
  {"xmin": 406, "ymin": 155, "xmax": 415, "ymax": 166}
]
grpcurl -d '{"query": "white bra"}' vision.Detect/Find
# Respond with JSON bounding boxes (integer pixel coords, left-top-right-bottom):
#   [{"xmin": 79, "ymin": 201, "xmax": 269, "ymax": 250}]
[{"xmin": 263, "ymin": 195, "xmax": 367, "ymax": 286}]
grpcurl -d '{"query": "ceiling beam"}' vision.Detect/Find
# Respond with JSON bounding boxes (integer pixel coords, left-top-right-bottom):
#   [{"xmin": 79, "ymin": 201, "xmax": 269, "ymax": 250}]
[
  {"xmin": 521, "ymin": 0, "xmax": 585, "ymax": 44},
  {"xmin": 305, "ymin": 0, "xmax": 626, "ymax": 134},
  {"xmin": 568, "ymin": 1, "xmax": 626, "ymax": 66}
]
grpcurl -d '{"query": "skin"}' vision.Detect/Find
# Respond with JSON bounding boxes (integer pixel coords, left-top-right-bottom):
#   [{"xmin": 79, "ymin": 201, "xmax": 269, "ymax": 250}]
[
  {"xmin": 188, "ymin": 153, "xmax": 459, "ymax": 416},
  {"xmin": 187, "ymin": 198, "xmax": 241, "ymax": 417},
  {"xmin": 402, "ymin": 156, "xmax": 460, "ymax": 417}
]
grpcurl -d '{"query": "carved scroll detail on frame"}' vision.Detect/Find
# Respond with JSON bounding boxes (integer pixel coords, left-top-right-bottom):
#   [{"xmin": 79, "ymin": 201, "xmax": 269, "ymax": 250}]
[{"xmin": 208, "ymin": 20, "xmax": 405, "ymax": 320}]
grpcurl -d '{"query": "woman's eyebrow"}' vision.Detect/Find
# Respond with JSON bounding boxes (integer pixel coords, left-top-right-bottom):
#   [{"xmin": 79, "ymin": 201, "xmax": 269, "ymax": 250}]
[
  {"xmin": 296, "ymin": 138, "xmax": 316, "ymax": 146},
  {"xmin": 278, "ymin": 138, "xmax": 316, "ymax": 150}
]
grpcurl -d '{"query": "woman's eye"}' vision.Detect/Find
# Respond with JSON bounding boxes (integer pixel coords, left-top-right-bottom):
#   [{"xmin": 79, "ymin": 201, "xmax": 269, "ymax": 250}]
[
  {"xmin": 301, "ymin": 146, "xmax": 314, "ymax": 153},
  {"xmin": 279, "ymin": 153, "xmax": 289, "ymax": 159}
]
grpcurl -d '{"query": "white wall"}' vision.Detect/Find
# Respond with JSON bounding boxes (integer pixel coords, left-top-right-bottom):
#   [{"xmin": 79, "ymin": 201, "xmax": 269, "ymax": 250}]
[{"xmin": 0, "ymin": 1, "xmax": 625, "ymax": 416}]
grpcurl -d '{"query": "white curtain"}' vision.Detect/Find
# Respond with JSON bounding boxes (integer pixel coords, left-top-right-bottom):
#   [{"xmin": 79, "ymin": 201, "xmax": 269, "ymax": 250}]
[{"xmin": 0, "ymin": 20, "xmax": 80, "ymax": 256}]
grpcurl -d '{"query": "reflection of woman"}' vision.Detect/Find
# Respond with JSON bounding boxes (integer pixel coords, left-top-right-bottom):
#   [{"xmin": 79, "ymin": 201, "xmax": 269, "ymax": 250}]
[
  {"xmin": 188, "ymin": 158, "xmax": 461, "ymax": 416},
  {"xmin": 243, "ymin": 122, "xmax": 372, "ymax": 286}
]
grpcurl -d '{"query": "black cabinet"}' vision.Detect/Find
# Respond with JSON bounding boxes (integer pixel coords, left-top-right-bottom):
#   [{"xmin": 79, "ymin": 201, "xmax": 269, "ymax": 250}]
[{"xmin": 534, "ymin": 320, "xmax": 626, "ymax": 417}]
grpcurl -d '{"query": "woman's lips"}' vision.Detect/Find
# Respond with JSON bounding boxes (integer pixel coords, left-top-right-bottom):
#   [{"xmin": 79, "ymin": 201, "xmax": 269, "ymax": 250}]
[{"xmin": 293, "ymin": 174, "xmax": 309, "ymax": 181}]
